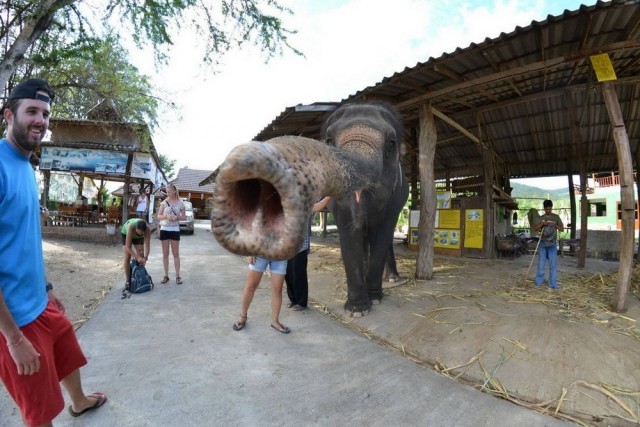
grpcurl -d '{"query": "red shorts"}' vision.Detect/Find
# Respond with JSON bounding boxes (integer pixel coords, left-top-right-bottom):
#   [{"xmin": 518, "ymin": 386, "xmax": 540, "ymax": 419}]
[{"xmin": 0, "ymin": 301, "xmax": 87, "ymax": 426}]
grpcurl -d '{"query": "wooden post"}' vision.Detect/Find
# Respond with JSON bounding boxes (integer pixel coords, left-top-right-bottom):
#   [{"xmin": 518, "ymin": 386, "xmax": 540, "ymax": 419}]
[
  {"xmin": 482, "ymin": 150, "xmax": 494, "ymax": 258},
  {"xmin": 42, "ymin": 170, "xmax": 51, "ymax": 209},
  {"xmin": 601, "ymin": 81, "xmax": 633, "ymax": 312},
  {"xmin": 416, "ymin": 103, "xmax": 437, "ymax": 280},
  {"xmin": 568, "ymin": 174, "xmax": 576, "ymax": 240},
  {"xmin": 636, "ymin": 148, "xmax": 640, "ymax": 259},
  {"xmin": 410, "ymin": 127, "xmax": 419, "ymax": 210},
  {"xmin": 567, "ymin": 90, "xmax": 588, "ymax": 268}
]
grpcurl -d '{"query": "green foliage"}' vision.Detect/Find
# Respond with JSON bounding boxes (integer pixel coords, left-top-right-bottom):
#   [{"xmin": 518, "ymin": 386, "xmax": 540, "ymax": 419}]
[
  {"xmin": 0, "ymin": 0, "xmax": 300, "ymax": 124},
  {"xmin": 32, "ymin": 35, "xmax": 159, "ymax": 127},
  {"xmin": 158, "ymin": 154, "xmax": 177, "ymax": 179},
  {"xmin": 103, "ymin": 0, "xmax": 301, "ymax": 65}
]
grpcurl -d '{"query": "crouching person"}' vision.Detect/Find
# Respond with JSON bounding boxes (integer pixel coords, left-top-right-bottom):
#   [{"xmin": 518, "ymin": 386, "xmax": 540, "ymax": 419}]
[{"xmin": 122, "ymin": 217, "xmax": 151, "ymax": 288}]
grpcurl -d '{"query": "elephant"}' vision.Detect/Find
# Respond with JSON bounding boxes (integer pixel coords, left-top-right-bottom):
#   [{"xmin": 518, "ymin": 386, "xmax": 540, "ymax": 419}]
[{"xmin": 211, "ymin": 102, "xmax": 409, "ymax": 317}]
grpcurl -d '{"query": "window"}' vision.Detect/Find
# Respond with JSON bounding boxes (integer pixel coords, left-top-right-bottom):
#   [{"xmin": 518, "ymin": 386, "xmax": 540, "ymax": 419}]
[{"xmin": 588, "ymin": 199, "xmax": 607, "ymax": 217}]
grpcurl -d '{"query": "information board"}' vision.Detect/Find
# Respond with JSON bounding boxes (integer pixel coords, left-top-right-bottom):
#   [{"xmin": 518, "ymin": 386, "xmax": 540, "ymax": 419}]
[{"xmin": 463, "ymin": 209, "xmax": 484, "ymax": 249}]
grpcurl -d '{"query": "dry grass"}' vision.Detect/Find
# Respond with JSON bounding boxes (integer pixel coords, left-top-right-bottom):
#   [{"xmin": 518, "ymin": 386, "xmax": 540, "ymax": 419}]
[{"xmin": 309, "ymin": 244, "xmax": 640, "ymax": 425}]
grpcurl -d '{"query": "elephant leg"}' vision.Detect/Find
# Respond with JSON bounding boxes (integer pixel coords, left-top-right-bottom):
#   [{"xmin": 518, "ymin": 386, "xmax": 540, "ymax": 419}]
[
  {"xmin": 382, "ymin": 180, "xmax": 409, "ymax": 284},
  {"xmin": 334, "ymin": 211, "xmax": 370, "ymax": 317},
  {"xmin": 383, "ymin": 244, "xmax": 402, "ymax": 283},
  {"xmin": 366, "ymin": 224, "xmax": 395, "ymax": 304}
]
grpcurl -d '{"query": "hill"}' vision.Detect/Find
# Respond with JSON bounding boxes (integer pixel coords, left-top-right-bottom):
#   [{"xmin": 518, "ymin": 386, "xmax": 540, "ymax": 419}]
[{"xmin": 510, "ymin": 182, "xmax": 570, "ymax": 210}]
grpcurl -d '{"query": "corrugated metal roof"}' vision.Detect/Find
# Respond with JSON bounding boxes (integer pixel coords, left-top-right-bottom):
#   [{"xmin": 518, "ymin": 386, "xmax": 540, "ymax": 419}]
[{"xmin": 253, "ymin": 0, "xmax": 640, "ymax": 182}]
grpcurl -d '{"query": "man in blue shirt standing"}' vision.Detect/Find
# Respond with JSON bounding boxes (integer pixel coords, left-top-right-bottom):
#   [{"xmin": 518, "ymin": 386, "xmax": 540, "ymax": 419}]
[{"xmin": 0, "ymin": 79, "xmax": 107, "ymax": 425}]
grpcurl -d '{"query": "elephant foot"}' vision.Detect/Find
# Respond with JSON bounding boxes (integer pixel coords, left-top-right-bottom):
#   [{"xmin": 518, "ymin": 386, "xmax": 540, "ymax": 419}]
[
  {"xmin": 344, "ymin": 300, "xmax": 371, "ymax": 317},
  {"xmin": 371, "ymin": 298, "xmax": 381, "ymax": 305},
  {"xmin": 346, "ymin": 308, "xmax": 369, "ymax": 317},
  {"xmin": 385, "ymin": 273, "xmax": 403, "ymax": 283}
]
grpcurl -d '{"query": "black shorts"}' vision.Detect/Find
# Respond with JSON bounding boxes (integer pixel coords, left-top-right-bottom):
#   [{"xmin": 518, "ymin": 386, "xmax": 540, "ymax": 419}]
[
  {"xmin": 159, "ymin": 230, "xmax": 181, "ymax": 241},
  {"xmin": 121, "ymin": 234, "xmax": 144, "ymax": 246}
]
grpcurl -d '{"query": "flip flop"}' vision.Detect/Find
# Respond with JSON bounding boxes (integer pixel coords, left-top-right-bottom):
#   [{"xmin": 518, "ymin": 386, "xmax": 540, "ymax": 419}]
[
  {"xmin": 161, "ymin": 276, "xmax": 169, "ymax": 284},
  {"xmin": 176, "ymin": 277, "xmax": 183, "ymax": 285},
  {"xmin": 271, "ymin": 323, "xmax": 291, "ymax": 334},
  {"xmin": 291, "ymin": 304, "xmax": 306, "ymax": 311},
  {"xmin": 68, "ymin": 392, "xmax": 107, "ymax": 417},
  {"xmin": 233, "ymin": 314, "xmax": 247, "ymax": 331}
]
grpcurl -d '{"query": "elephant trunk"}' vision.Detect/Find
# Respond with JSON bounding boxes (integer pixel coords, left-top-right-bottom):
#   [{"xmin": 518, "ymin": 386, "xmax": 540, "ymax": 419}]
[{"xmin": 211, "ymin": 135, "xmax": 381, "ymax": 260}]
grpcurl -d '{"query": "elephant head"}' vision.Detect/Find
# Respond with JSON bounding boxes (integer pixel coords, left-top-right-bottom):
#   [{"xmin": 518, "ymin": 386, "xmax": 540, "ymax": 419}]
[
  {"xmin": 211, "ymin": 102, "xmax": 408, "ymax": 316},
  {"xmin": 210, "ymin": 135, "xmax": 380, "ymax": 260}
]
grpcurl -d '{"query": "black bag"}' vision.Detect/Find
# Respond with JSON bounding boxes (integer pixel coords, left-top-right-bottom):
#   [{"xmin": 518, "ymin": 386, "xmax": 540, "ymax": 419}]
[{"xmin": 122, "ymin": 260, "xmax": 154, "ymax": 299}]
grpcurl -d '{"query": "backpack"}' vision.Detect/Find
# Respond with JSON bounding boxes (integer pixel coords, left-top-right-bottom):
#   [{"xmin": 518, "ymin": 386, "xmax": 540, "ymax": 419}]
[{"xmin": 122, "ymin": 260, "xmax": 154, "ymax": 299}]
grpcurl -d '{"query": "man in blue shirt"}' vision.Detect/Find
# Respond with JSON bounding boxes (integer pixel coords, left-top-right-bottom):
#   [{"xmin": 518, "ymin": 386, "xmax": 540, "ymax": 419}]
[{"xmin": 0, "ymin": 79, "xmax": 107, "ymax": 425}]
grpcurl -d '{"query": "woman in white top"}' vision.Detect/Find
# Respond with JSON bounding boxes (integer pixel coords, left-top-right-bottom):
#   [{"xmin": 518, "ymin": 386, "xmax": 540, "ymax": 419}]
[
  {"xmin": 136, "ymin": 189, "xmax": 149, "ymax": 218},
  {"xmin": 157, "ymin": 184, "xmax": 186, "ymax": 284}
]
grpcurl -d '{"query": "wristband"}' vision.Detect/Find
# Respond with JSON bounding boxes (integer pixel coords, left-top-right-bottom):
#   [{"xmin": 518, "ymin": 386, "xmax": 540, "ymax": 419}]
[
  {"xmin": 7, "ymin": 334, "xmax": 23, "ymax": 348},
  {"xmin": 45, "ymin": 282, "xmax": 53, "ymax": 292}
]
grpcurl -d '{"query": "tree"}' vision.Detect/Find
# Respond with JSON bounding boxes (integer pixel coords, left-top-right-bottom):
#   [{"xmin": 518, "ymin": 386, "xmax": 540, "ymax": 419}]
[
  {"xmin": 33, "ymin": 35, "xmax": 159, "ymax": 126},
  {"xmin": 0, "ymin": 0, "xmax": 300, "ymax": 97},
  {"xmin": 158, "ymin": 154, "xmax": 176, "ymax": 180}
]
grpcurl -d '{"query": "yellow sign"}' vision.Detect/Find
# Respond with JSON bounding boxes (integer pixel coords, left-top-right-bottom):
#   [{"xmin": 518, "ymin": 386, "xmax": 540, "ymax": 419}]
[
  {"xmin": 590, "ymin": 53, "xmax": 617, "ymax": 82},
  {"xmin": 464, "ymin": 209, "xmax": 484, "ymax": 249},
  {"xmin": 438, "ymin": 209, "xmax": 460, "ymax": 229},
  {"xmin": 433, "ymin": 229, "xmax": 461, "ymax": 249}
]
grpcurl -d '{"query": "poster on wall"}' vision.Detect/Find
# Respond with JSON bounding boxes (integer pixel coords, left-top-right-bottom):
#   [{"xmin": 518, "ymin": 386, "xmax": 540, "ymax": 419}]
[
  {"xmin": 436, "ymin": 191, "xmax": 453, "ymax": 208},
  {"xmin": 438, "ymin": 209, "xmax": 460, "ymax": 229},
  {"xmin": 131, "ymin": 153, "xmax": 156, "ymax": 180},
  {"xmin": 409, "ymin": 210, "xmax": 420, "ymax": 228},
  {"xmin": 464, "ymin": 209, "xmax": 484, "ymax": 249},
  {"xmin": 40, "ymin": 147, "xmax": 127, "ymax": 175},
  {"xmin": 433, "ymin": 229, "xmax": 461, "ymax": 249},
  {"xmin": 154, "ymin": 168, "xmax": 168, "ymax": 190}
]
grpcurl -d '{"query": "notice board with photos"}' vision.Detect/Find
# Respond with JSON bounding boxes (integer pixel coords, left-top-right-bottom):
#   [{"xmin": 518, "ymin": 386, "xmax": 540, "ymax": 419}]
[{"xmin": 434, "ymin": 209, "xmax": 461, "ymax": 249}]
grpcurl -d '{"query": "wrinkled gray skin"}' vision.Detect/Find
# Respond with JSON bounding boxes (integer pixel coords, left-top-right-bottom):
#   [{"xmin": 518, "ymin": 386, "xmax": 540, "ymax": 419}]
[
  {"xmin": 211, "ymin": 102, "xmax": 408, "ymax": 316},
  {"xmin": 323, "ymin": 103, "xmax": 409, "ymax": 316}
]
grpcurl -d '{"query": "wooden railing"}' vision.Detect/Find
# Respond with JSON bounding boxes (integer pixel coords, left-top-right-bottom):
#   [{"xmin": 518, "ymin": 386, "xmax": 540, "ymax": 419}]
[{"xmin": 595, "ymin": 172, "xmax": 637, "ymax": 188}]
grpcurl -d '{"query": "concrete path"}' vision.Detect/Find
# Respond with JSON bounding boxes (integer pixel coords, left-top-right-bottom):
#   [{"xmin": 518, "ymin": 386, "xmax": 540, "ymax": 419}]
[{"xmin": 1, "ymin": 221, "xmax": 569, "ymax": 426}]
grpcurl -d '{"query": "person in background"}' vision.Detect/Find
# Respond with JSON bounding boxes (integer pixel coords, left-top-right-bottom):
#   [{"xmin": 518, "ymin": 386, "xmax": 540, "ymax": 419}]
[
  {"xmin": 0, "ymin": 78, "xmax": 107, "ymax": 425},
  {"xmin": 136, "ymin": 188, "xmax": 149, "ymax": 219},
  {"xmin": 157, "ymin": 184, "xmax": 185, "ymax": 284},
  {"xmin": 121, "ymin": 217, "xmax": 151, "ymax": 287},
  {"xmin": 532, "ymin": 199, "xmax": 564, "ymax": 289},
  {"xmin": 286, "ymin": 196, "xmax": 331, "ymax": 311},
  {"xmin": 233, "ymin": 257, "xmax": 290, "ymax": 334}
]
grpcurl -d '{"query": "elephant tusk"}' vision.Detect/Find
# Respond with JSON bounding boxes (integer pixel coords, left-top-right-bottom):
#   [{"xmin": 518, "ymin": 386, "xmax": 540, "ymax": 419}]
[{"xmin": 355, "ymin": 189, "xmax": 363, "ymax": 204}]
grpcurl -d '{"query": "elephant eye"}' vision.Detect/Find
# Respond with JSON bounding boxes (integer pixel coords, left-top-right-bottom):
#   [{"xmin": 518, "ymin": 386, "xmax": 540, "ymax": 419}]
[
  {"xmin": 385, "ymin": 138, "xmax": 396, "ymax": 158},
  {"xmin": 326, "ymin": 137, "xmax": 335, "ymax": 146}
]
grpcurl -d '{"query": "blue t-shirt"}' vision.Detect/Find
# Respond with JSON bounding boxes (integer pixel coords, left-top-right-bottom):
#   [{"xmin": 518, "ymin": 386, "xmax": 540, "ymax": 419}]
[{"xmin": 0, "ymin": 139, "xmax": 47, "ymax": 327}]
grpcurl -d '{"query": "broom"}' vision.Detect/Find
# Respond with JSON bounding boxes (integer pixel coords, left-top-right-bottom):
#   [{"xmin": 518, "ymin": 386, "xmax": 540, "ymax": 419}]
[{"xmin": 524, "ymin": 232, "xmax": 542, "ymax": 282}]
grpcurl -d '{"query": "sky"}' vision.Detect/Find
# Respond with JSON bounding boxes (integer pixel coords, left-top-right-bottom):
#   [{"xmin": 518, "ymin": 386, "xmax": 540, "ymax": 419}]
[{"xmin": 128, "ymin": 0, "xmax": 591, "ymax": 189}]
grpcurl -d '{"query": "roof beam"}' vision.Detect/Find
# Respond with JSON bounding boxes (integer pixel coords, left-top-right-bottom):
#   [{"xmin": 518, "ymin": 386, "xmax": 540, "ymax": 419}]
[{"xmin": 395, "ymin": 40, "xmax": 640, "ymax": 110}]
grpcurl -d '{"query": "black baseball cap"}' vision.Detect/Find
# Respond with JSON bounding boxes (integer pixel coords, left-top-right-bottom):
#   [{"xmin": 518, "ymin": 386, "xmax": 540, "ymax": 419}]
[{"xmin": 6, "ymin": 78, "xmax": 54, "ymax": 105}]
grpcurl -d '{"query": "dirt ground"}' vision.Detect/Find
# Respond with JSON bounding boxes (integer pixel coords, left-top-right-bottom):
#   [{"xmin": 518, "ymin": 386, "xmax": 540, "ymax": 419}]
[
  {"xmin": 42, "ymin": 234, "xmax": 640, "ymax": 426},
  {"xmin": 42, "ymin": 239, "xmax": 120, "ymax": 329}
]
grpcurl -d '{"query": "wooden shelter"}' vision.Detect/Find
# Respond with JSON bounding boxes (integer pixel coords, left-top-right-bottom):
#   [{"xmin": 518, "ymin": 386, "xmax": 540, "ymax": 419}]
[
  {"xmin": 245, "ymin": 1, "xmax": 640, "ymax": 311},
  {"xmin": 38, "ymin": 101, "xmax": 168, "ymax": 226}
]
